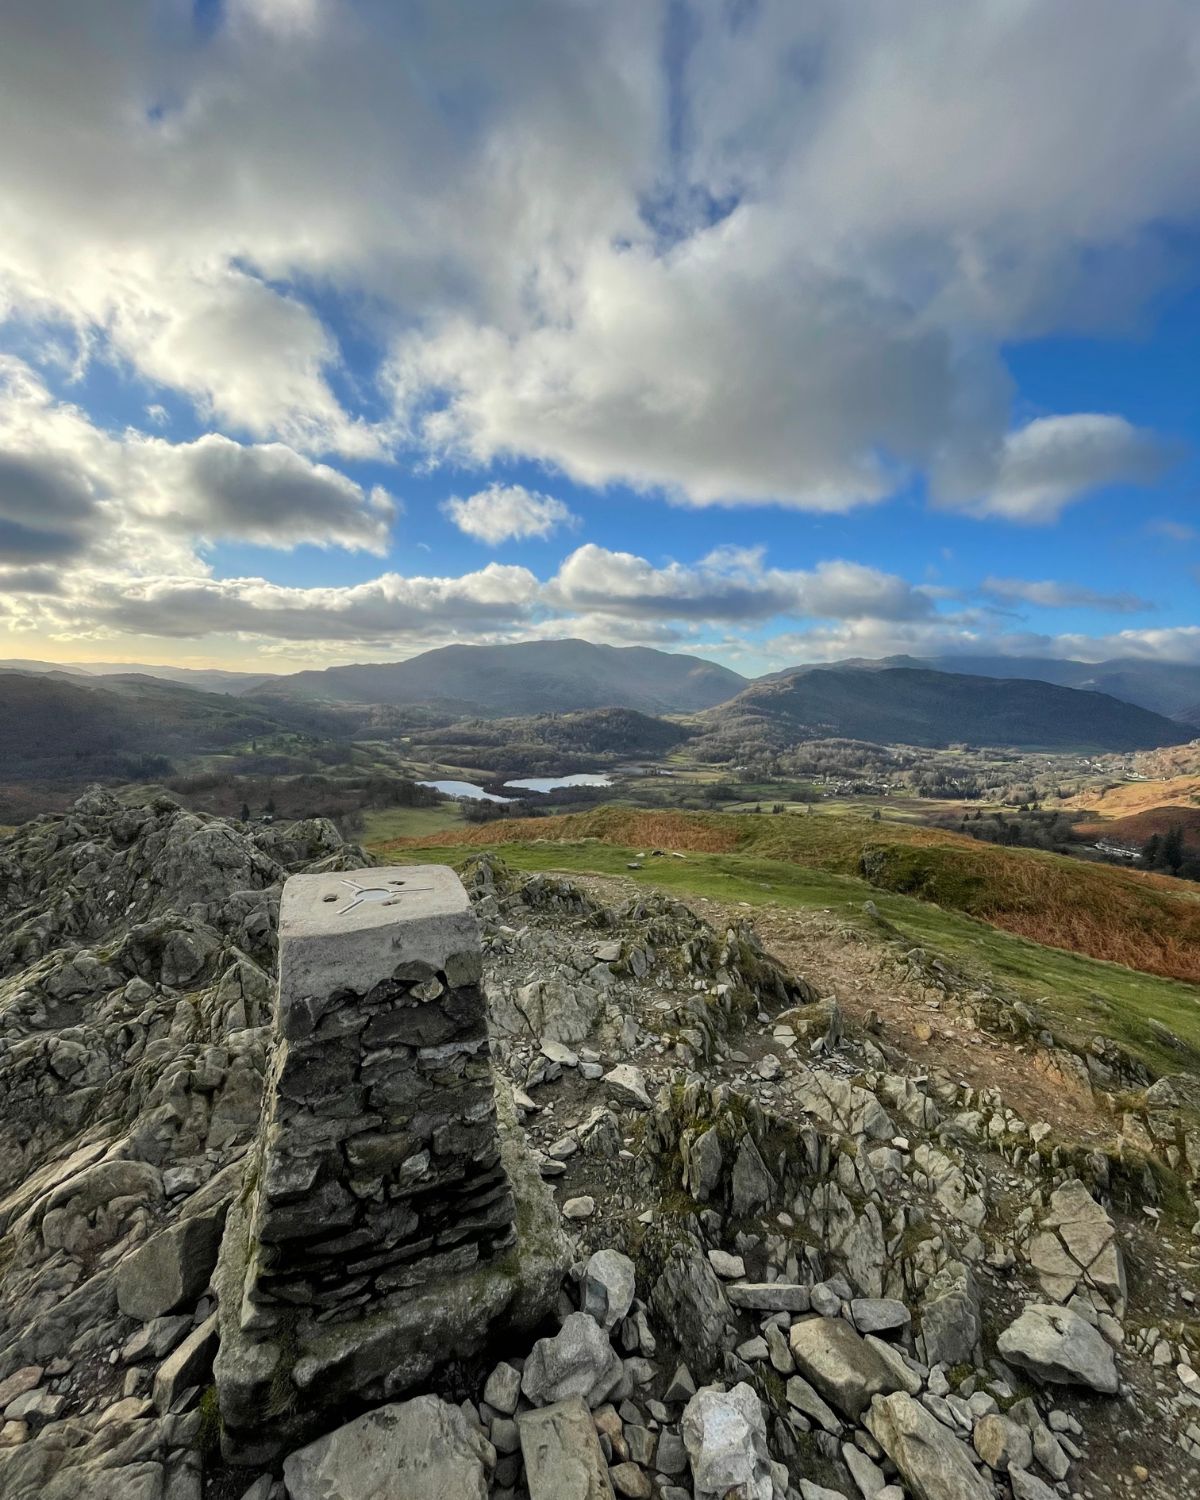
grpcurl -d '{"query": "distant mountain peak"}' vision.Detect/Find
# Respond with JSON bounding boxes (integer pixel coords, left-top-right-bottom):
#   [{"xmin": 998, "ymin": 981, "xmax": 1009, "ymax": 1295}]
[{"xmin": 257, "ymin": 638, "xmax": 747, "ymax": 716}]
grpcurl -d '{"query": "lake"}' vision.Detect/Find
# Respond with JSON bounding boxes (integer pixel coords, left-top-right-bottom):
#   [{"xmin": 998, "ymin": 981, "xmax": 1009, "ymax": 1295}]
[
  {"xmin": 503, "ymin": 773, "xmax": 614, "ymax": 793},
  {"xmin": 418, "ymin": 780, "xmax": 514, "ymax": 803}
]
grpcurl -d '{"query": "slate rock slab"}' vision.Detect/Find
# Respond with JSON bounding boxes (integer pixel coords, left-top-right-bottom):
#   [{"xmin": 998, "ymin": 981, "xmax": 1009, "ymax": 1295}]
[
  {"xmin": 282, "ymin": 1395, "xmax": 491, "ymax": 1500},
  {"xmin": 789, "ymin": 1316, "xmax": 897, "ymax": 1420},
  {"xmin": 997, "ymin": 1304, "xmax": 1118, "ymax": 1394},
  {"xmin": 866, "ymin": 1391, "xmax": 992, "ymax": 1500},
  {"xmin": 518, "ymin": 1396, "xmax": 615, "ymax": 1500}
]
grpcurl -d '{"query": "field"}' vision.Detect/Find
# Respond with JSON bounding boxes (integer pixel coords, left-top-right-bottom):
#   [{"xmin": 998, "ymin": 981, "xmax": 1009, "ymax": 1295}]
[
  {"xmin": 378, "ymin": 804, "xmax": 1200, "ymax": 986},
  {"xmin": 360, "ymin": 802, "xmax": 466, "ymax": 843},
  {"xmin": 1063, "ymin": 775, "xmax": 1200, "ymax": 818}
]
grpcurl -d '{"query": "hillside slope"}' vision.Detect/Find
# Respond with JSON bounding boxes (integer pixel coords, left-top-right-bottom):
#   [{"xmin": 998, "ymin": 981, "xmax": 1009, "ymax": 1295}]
[
  {"xmin": 693, "ymin": 665, "xmax": 1189, "ymax": 752},
  {"xmin": 407, "ymin": 803, "xmax": 1200, "ymax": 983},
  {"xmin": 1074, "ymin": 806, "xmax": 1200, "ymax": 851},
  {"xmin": 1129, "ymin": 741, "xmax": 1200, "ymax": 778},
  {"xmin": 258, "ymin": 638, "xmax": 747, "ymax": 714},
  {"xmin": 0, "ymin": 670, "xmax": 349, "ymax": 783},
  {"xmin": 1065, "ymin": 776, "xmax": 1200, "ymax": 817},
  {"xmin": 406, "ymin": 705, "xmax": 690, "ymax": 775},
  {"xmin": 5, "ymin": 797, "xmax": 1198, "ymax": 1497}
]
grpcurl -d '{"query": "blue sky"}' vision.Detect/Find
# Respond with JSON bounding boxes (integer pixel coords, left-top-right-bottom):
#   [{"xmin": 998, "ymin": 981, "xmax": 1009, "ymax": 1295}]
[{"xmin": 0, "ymin": 0, "xmax": 1197, "ymax": 674}]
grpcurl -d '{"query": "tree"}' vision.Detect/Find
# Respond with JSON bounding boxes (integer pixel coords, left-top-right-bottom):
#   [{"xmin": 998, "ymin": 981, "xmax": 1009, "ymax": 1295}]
[
  {"xmin": 240, "ymin": 801, "xmax": 251, "ymax": 822},
  {"xmin": 1141, "ymin": 833, "xmax": 1162, "ymax": 868},
  {"xmin": 265, "ymin": 794, "xmax": 277, "ymax": 817},
  {"xmin": 1162, "ymin": 824, "xmax": 1185, "ymax": 875}
]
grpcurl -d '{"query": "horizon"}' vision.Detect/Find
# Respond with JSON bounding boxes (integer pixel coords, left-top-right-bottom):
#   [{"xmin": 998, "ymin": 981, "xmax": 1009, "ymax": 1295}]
[
  {"xmin": 8, "ymin": 636, "xmax": 1200, "ymax": 685},
  {"xmin": 1, "ymin": 3, "xmax": 1198, "ymax": 677}
]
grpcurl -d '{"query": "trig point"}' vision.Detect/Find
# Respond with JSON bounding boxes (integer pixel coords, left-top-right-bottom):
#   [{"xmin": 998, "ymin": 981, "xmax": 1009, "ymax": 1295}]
[{"xmin": 214, "ymin": 865, "xmax": 567, "ymax": 1463}]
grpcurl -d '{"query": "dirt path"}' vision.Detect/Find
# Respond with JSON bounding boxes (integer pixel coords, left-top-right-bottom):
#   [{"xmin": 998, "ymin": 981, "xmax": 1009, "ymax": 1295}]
[{"xmin": 569, "ymin": 869, "xmax": 1113, "ymax": 1145}]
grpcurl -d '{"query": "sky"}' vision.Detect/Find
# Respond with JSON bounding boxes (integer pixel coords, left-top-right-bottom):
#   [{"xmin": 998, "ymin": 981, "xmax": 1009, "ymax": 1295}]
[{"xmin": 0, "ymin": 0, "xmax": 1198, "ymax": 677}]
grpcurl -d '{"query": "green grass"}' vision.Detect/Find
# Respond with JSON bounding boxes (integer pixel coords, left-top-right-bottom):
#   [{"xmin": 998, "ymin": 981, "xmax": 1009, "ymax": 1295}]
[
  {"xmin": 391, "ymin": 836, "xmax": 1200, "ymax": 1077},
  {"xmin": 817, "ymin": 796, "xmax": 1002, "ymax": 823},
  {"xmin": 400, "ymin": 804, "xmax": 1200, "ymax": 988},
  {"xmin": 361, "ymin": 803, "xmax": 466, "ymax": 842}
]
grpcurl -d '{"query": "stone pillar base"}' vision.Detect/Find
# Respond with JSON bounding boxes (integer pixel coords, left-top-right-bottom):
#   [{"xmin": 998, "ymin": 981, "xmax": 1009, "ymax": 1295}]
[{"xmin": 215, "ymin": 1078, "xmax": 569, "ymax": 1465}]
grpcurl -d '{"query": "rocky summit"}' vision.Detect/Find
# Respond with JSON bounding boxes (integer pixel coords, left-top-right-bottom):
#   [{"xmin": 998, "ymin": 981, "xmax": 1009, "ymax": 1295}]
[{"xmin": 0, "ymin": 794, "xmax": 1199, "ymax": 1500}]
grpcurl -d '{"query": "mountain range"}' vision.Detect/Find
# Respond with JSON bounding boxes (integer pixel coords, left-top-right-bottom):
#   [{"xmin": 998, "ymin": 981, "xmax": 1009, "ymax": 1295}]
[
  {"xmin": 7, "ymin": 642, "xmax": 1200, "ymax": 723},
  {"xmin": 0, "ymin": 657, "xmax": 274, "ymax": 696},
  {"xmin": 1, "ymin": 649, "xmax": 1191, "ymax": 811},
  {"xmin": 2, "ymin": 643, "xmax": 1197, "ymax": 771}
]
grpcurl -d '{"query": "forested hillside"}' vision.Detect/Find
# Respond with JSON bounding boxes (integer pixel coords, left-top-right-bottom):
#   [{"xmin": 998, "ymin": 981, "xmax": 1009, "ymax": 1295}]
[{"xmin": 692, "ymin": 666, "xmax": 1190, "ymax": 754}]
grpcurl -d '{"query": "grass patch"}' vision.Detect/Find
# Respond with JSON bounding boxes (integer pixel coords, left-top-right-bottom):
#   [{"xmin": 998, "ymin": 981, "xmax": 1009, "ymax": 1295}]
[
  {"xmin": 361, "ymin": 802, "xmax": 466, "ymax": 843},
  {"xmin": 382, "ymin": 804, "xmax": 1200, "ymax": 986},
  {"xmin": 384, "ymin": 831, "xmax": 1200, "ymax": 1079},
  {"xmin": 197, "ymin": 1385, "xmax": 222, "ymax": 1458}
]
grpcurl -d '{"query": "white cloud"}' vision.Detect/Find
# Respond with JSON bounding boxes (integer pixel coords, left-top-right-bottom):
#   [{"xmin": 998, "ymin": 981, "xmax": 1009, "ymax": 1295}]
[
  {"xmin": 684, "ymin": 2, "xmax": 1200, "ymax": 334},
  {"xmin": 0, "ymin": 0, "xmax": 659, "ymax": 458},
  {"xmin": 0, "ymin": 565, "xmax": 61, "ymax": 594},
  {"xmin": 1050, "ymin": 626, "xmax": 1200, "ymax": 664},
  {"xmin": 8, "ymin": 526, "xmax": 1199, "ymax": 669},
  {"xmin": 108, "ymin": 268, "xmax": 384, "ymax": 458},
  {"xmin": 443, "ymin": 483, "xmax": 576, "ymax": 544},
  {"xmin": 396, "ymin": 240, "xmax": 962, "ymax": 510},
  {"xmin": 132, "ymin": 435, "xmax": 396, "ymax": 553},
  {"xmin": 981, "ymin": 577, "xmax": 1153, "ymax": 613},
  {"xmin": 941, "ymin": 415, "xmax": 1168, "ymax": 522},
  {"xmin": 0, "ymin": 0, "xmax": 1193, "ymax": 511},
  {"xmin": 0, "ymin": 358, "xmax": 396, "ymax": 563},
  {"xmin": 381, "ymin": 1, "xmax": 1198, "ymax": 513},
  {"xmin": 229, "ymin": 0, "xmax": 326, "ymax": 37},
  {"xmin": 548, "ymin": 544, "xmax": 935, "ymax": 622},
  {"xmin": 0, "ymin": 447, "xmax": 99, "ymax": 562},
  {"xmin": 13, "ymin": 541, "xmax": 936, "ymax": 649},
  {"xmin": 3, "ymin": 1, "xmax": 1200, "ymax": 670},
  {"xmin": 85, "ymin": 564, "xmax": 541, "ymax": 642},
  {"xmin": 759, "ymin": 620, "xmax": 1200, "ymax": 670}
]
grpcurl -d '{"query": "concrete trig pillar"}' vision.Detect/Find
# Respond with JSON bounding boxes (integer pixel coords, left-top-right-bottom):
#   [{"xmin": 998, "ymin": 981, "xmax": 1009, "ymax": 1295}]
[
  {"xmin": 247, "ymin": 864, "xmax": 514, "ymax": 1310},
  {"xmin": 214, "ymin": 864, "xmax": 564, "ymax": 1464}
]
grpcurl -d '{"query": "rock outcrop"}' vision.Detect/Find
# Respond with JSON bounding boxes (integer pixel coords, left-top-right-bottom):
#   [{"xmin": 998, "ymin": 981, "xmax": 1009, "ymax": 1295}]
[{"xmin": 0, "ymin": 813, "xmax": 1196, "ymax": 1500}]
